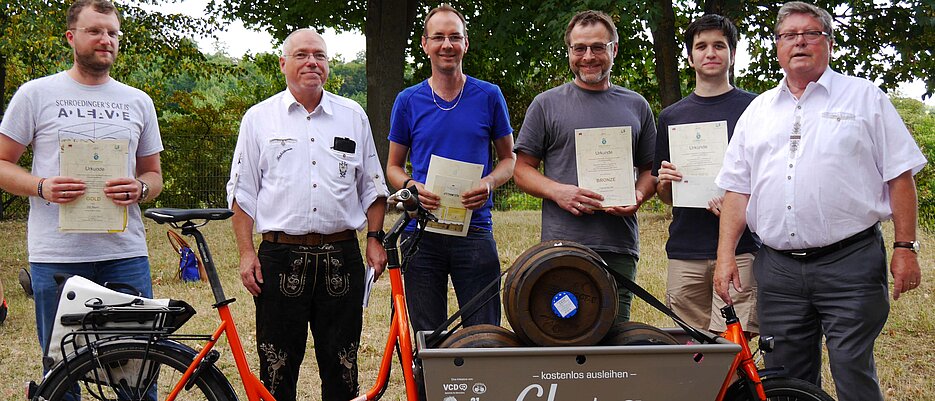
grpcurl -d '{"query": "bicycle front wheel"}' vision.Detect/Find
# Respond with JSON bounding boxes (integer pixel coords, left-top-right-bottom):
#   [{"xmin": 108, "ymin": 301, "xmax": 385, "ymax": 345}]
[
  {"xmin": 36, "ymin": 339, "xmax": 236, "ymax": 401},
  {"xmin": 724, "ymin": 376, "xmax": 835, "ymax": 401}
]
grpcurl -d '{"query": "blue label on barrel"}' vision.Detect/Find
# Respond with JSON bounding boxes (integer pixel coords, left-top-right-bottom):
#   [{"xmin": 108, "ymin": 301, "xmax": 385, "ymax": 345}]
[{"xmin": 551, "ymin": 291, "xmax": 579, "ymax": 318}]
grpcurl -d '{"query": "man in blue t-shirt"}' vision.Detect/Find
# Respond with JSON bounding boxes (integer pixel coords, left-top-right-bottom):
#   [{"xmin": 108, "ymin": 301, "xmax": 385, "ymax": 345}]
[
  {"xmin": 653, "ymin": 15, "xmax": 760, "ymax": 334},
  {"xmin": 387, "ymin": 4, "xmax": 515, "ymax": 334}
]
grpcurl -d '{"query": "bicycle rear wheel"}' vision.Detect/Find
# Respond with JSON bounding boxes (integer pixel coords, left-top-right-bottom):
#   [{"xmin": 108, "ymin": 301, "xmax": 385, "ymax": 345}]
[
  {"xmin": 36, "ymin": 339, "xmax": 235, "ymax": 401},
  {"xmin": 725, "ymin": 376, "xmax": 835, "ymax": 401}
]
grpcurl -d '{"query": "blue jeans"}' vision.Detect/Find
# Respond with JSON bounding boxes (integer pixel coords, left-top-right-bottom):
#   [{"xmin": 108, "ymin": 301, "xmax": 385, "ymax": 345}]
[
  {"xmin": 30, "ymin": 257, "xmax": 153, "ymax": 357},
  {"xmin": 402, "ymin": 229, "xmax": 502, "ymax": 333}
]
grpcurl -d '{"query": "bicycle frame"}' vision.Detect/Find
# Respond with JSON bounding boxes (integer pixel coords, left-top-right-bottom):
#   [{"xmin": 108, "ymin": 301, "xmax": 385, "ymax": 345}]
[
  {"xmin": 715, "ymin": 305, "xmax": 767, "ymax": 401},
  {"xmin": 356, "ymin": 195, "xmax": 430, "ymax": 401},
  {"xmin": 162, "ymin": 219, "xmax": 275, "ymax": 401}
]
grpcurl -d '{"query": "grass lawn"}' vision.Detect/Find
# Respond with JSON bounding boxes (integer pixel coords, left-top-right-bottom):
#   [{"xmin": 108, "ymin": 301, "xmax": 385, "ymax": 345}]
[{"xmin": 1, "ymin": 210, "xmax": 932, "ymax": 400}]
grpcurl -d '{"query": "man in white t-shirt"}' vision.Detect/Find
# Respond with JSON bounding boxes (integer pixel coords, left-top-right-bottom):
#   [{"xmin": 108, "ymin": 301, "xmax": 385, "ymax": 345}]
[{"xmin": 0, "ymin": 0, "xmax": 163, "ymax": 367}]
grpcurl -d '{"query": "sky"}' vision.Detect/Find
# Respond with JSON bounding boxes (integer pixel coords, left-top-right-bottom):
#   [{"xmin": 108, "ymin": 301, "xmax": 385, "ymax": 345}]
[{"xmin": 158, "ymin": 1, "xmax": 931, "ymax": 105}]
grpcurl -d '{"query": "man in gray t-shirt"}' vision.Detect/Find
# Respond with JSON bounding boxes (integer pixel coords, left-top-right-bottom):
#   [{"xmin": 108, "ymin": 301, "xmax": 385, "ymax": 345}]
[
  {"xmin": 513, "ymin": 10, "xmax": 656, "ymax": 322},
  {"xmin": 0, "ymin": 0, "xmax": 163, "ymax": 362}
]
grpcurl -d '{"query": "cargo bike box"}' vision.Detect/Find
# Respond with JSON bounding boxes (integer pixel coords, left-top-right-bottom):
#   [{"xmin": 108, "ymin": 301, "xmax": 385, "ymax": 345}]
[{"xmin": 417, "ymin": 330, "xmax": 741, "ymax": 401}]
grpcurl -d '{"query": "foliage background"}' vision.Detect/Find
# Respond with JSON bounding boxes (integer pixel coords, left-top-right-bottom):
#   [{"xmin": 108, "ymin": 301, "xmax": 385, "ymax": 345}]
[{"xmin": 1, "ymin": 0, "xmax": 934, "ymax": 229}]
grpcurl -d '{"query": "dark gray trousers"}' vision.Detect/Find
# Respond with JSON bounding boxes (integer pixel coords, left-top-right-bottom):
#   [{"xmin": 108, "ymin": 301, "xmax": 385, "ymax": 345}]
[{"xmin": 756, "ymin": 228, "xmax": 888, "ymax": 401}]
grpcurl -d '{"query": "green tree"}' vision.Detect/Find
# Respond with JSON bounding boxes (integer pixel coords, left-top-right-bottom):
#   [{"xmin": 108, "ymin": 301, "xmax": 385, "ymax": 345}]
[
  {"xmin": 208, "ymin": 0, "xmax": 419, "ymax": 179},
  {"xmin": 892, "ymin": 97, "xmax": 935, "ymax": 231},
  {"xmin": 0, "ymin": 0, "xmax": 218, "ymax": 216}
]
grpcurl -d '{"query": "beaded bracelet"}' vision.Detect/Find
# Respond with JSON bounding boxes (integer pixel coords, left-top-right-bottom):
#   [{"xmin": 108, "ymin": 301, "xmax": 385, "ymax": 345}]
[{"xmin": 37, "ymin": 178, "xmax": 47, "ymax": 200}]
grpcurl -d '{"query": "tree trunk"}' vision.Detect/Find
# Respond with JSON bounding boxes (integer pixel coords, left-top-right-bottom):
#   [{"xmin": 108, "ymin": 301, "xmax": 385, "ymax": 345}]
[
  {"xmin": 365, "ymin": 0, "xmax": 417, "ymax": 181},
  {"xmin": 704, "ymin": 0, "xmax": 743, "ymax": 85},
  {"xmin": 1, "ymin": 55, "xmax": 6, "ymax": 115},
  {"xmin": 649, "ymin": 0, "xmax": 681, "ymax": 108}
]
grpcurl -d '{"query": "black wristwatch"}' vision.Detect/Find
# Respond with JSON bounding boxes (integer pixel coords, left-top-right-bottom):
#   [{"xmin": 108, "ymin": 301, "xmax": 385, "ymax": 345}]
[
  {"xmin": 893, "ymin": 241, "xmax": 920, "ymax": 254},
  {"xmin": 367, "ymin": 230, "xmax": 386, "ymax": 242}
]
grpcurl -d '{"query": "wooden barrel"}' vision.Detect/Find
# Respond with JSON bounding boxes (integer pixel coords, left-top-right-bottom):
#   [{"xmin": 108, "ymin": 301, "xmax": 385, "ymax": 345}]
[
  {"xmin": 504, "ymin": 240, "xmax": 617, "ymax": 346},
  {"xmin": 439, "ymin": 324, "xmax": 524, "ymax": 348},
  {"xmin": 599, "ymin": 321, "xmax": 679, "ymax": 346}
]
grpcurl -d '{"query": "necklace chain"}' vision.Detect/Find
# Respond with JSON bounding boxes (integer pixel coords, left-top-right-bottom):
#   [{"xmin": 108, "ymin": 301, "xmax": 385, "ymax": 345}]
[{"xmin": 429, "ymin": 77, "xmax": 465, "ymax": 111}]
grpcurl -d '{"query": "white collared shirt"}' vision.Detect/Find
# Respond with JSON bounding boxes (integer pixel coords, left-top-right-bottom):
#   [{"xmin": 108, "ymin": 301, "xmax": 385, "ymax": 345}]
[
  {"xmin": 716, "ymin": 68, "xmax": 926, "ymax": 250},
  {"xmin": 227, "ymin": 89, "xmax": 389, "ymax": 235}
]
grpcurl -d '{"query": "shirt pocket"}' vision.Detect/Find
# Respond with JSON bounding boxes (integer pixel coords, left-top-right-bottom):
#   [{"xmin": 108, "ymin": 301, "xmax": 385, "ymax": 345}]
[
  {"xmin": 262, "ymin": 137, "xmax": 301, "ymax": 177},
  {"xmin": 324, "ymin": 147, "xmax": 362, "ymax": 188},
  {"xmin": 816, "ymin": 111, "xmax": 865, "ymax": 156}
]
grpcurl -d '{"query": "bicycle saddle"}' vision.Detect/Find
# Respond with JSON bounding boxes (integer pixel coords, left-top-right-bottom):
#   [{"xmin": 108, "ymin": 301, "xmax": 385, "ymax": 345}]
[{"xmin": 144, "ymin": 208, "xmax": 233, "ymax": 223}]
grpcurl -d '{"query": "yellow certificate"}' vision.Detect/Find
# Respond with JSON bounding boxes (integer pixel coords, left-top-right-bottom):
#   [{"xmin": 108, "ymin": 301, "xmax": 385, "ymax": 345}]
[
  {"xmin": 424, "ymin": 155, "xmax": 483, "ymax": 237},
  {"xmin": 59, "ymin": 139, "xmax": 129, "ymax": 232},
  {"xmin": 668, "ymin": 121, "xmax": 729, "ymax": 208},
  {"xmin": 575, "ymin": 126, "xmax": 636, "ymax": 207}
]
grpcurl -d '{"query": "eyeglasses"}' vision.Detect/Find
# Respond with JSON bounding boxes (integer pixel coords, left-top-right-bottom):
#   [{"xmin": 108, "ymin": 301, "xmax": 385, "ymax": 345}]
[
  {"xmin": 569, "ymin": 41, "xmax": 614, "ymax": 56},
  {"xmin": 71, "ymin": 27, "xmax": 122, "ymax": 40},
  {"xmin": 285, "ymin": 52, "xmax": 329, "ymax": 62},
  {"xmin": 425, "ymin": 35, "xmax": 465, "ymax": 44},
  {"xmin": 775, "ymin": 31, "xmax": 829, "ymax": 44}
]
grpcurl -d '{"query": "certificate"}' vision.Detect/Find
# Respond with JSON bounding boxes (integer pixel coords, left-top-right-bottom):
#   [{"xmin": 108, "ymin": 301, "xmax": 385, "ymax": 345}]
[
  {"xmin": 667, "ymin": 121, "xmax": 729, "ymax": 208},
  {"xmin": 424, "ymin": 155, "xmax": 484, "ymax": 237},
  {"xmin": 575, "ymin": 126, "xmax": 636, "ymax": 208},
  {"xmin": 59, "ymin": 138, "xmax": 129, "ymax": 232}
]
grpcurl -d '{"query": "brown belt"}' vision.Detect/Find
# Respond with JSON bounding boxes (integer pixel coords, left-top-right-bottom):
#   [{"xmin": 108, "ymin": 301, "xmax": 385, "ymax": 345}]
[{"xmin": 262, "ymin": 230, "xmax": 356, "ymax": 246}]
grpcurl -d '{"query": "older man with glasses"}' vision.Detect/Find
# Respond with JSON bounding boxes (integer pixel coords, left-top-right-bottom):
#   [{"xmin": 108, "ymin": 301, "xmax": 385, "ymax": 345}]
[
  {"xmin": 386, "ymin": 4, "xmax": 515, "ymax": 335},
  {"xmin": 0, "ymin": 0, "xmax": 163, "ymax": 375},
  {"xmin": 227, "ymin": 28, "xmax": 388, "ymax": 401},
  {"xmin": 514, "ymin": 10, "xmax": 657, "ymax": 322},
  {"xmin": 714, "ymin": 2, "xmax": 925, "ymax": 400}
]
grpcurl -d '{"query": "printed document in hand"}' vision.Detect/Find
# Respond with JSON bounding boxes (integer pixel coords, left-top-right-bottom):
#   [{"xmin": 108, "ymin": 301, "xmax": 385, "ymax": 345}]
[
  {"xmin": 574, "ymin": 126, "xmax": 636, "ymax": 208},
  {"xmin": 59, "ymin": 138, "xmax": 129, "ymax": 232},
  {"xmin": 363, "ymin": 266, "xmax": 376, "ymax": 307},
  {"xmin": 425, "ymin": 155, "xmax": 483, "ymax": 237},
  {"xmin": 667, "ymin": 121, "xmax": 728, "ymax": 208}
]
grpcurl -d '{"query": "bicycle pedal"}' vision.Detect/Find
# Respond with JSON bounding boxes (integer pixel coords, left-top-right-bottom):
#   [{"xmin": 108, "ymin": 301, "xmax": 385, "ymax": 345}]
[
  {"xmin": 25, "ymin": 380, "xmax": 38, "ymax": 400},
  {"xmin": 758, "ymin": 335, "xmax": 775, "ymax": 353},
  {"xmin": 185, "ymin": 350, "xmax": 220, "ymax": 391}
]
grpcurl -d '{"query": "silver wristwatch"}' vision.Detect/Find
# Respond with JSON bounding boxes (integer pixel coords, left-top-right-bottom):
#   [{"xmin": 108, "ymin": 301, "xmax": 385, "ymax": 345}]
[{"xmin": 138, "ymin": 179, "xmax": 150, "ymax": 203}]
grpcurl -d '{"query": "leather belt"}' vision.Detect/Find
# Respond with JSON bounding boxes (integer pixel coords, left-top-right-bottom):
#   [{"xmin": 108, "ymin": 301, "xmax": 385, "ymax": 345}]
[
  {"xmin": 774, "ymin": 225, "xmax": 877, "ymax": 260},
  {"xmin": 262, "ymin": 230, "xmax": 356, "ymax": 246}
]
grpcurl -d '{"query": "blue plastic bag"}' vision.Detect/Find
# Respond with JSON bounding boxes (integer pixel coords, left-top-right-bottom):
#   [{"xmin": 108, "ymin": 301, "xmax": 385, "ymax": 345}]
[
  {"xmin": 168, "ymin": 230, "xmax": 203, "ymax": 282},
  {"xmin": 179, "ymin": 246, "xmax": 201, "ymax": 282}
]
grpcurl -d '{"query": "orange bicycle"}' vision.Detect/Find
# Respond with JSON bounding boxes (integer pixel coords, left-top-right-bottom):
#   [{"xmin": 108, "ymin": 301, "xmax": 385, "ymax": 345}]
[
  {"xmin": 30, "ymin": 208, "xmax": 269, "ymax": 401},
  {"xmin": 28, "ymin": 188, "xmax": 433, "ymax": 401},
  {"xmin": 355, "ymin": 188, "xmax": 834, "ymax": 401}
]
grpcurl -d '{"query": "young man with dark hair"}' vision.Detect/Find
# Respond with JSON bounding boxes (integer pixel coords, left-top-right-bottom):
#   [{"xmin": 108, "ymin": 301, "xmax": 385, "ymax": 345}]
[{"xmin": 653, "ymin": 14, "xmax": 760, "ymax": 334}]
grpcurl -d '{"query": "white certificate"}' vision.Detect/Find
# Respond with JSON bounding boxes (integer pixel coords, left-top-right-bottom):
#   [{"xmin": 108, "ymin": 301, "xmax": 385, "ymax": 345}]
[
  {"xmin": 59, "ymin": 139, "xmax": 129, "ymax": 233},
  {"xmin": 668, "ymin": 121, "xmax": 729, "ymax": 208},
  {"xmin": 424, "ymin": 155, "xmax": 484, "ymax": 237},
  {"xmin": 575, "ymin": 126, "xmax": 636, "ymax": 208}
]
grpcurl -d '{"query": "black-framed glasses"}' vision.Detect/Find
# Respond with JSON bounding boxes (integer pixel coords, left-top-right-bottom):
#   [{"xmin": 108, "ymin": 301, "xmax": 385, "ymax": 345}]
[
  {"xmin": 775, "ymin": 31, "xmax": 829, "ymax": 44},
  {"xmin": 285, "ymin": 52, "xmax": 329, "ymax": 62},
  {"xmin": 569, "ymin": 41, "xmax": 614, "ymax": 56},
  {"xmin": 425, "ymin": 34, "xmax": 465, "ymax": 44},
  {"xmin": 71, "ymin": 27, "xmax": 123, "ymax": 40}
]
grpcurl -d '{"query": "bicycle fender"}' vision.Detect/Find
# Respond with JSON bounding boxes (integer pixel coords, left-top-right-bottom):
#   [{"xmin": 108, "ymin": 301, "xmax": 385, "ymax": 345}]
[{"xmin": 33, "ymin": 338, "xmax": 237, "ymax": 401}]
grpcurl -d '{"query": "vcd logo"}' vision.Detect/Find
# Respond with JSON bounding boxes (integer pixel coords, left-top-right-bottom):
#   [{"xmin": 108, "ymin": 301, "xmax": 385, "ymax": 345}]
[{"xmin": 443, "ymin": 383, "xmax": 468, "ymax": 392}]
